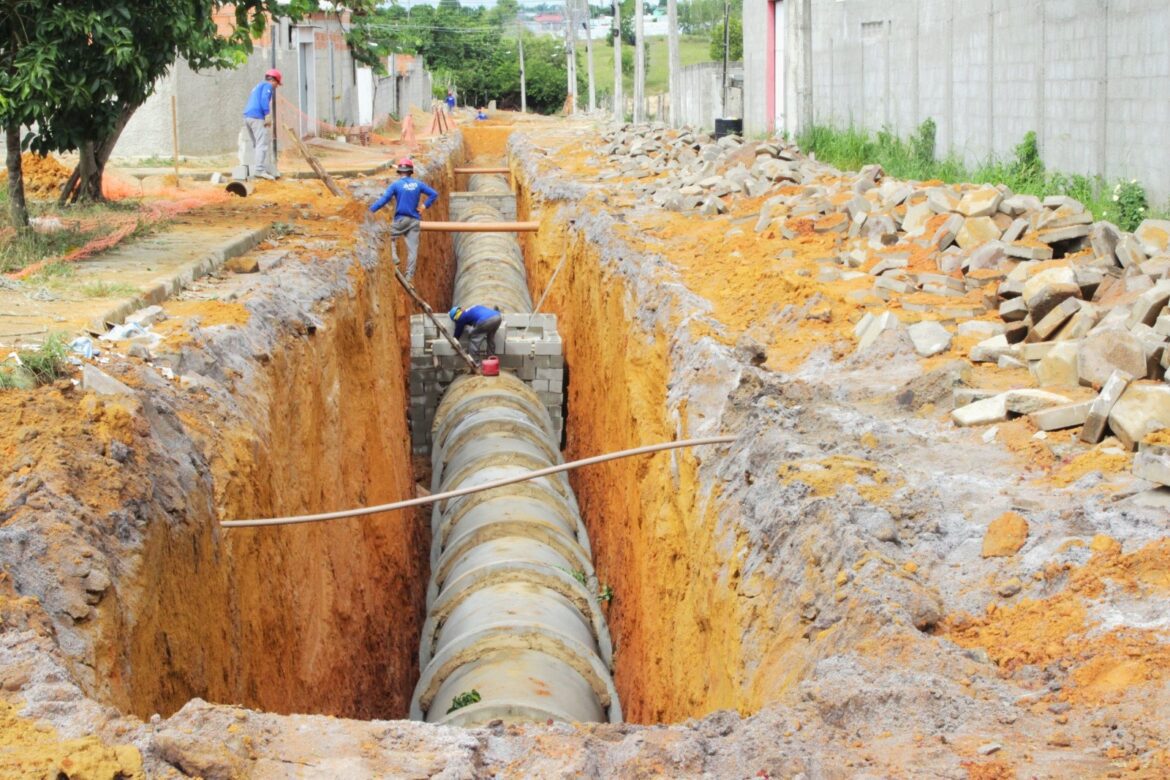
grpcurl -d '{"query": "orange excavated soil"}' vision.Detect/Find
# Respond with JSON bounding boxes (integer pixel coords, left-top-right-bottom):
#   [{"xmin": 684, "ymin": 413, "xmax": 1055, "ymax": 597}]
[
  {"xmin": 777, "ymin": 455, "xmax": 903, "ymax": 505},
  {"xmin": 0, "ymin": 153, "xmax": 71, "ymax": 199},
  {"xmin": 163, "ymin": 300, "xmax": 251, "ymax": 328},
  {"xmin": 0, "ymin": 700, "xmax": 142, "ymax": 780},
  {"xmin": 1048, "ymin": 447, "xmax": 1133, "ymax": 487},
  {"xmin": 946, "ymin": 539, "xmax": 1170, "ymax": 707}
]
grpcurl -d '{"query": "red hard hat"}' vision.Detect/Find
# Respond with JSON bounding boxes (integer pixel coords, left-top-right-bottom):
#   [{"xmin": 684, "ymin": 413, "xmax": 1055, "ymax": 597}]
[
  {"xmin": 396, "ymin": 157, "xmax": 415, "ymax": 172},
  {"xmin": 265, "ymin": 68, "xmax": 283, "ymax": 85}
]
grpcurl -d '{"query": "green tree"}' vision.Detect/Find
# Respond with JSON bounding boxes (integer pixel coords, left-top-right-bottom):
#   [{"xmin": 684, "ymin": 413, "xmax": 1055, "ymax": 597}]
[
  {"xmin": 0, "ymin": 0, "xmax": 383, "ymax": 212},
  {"xmin": 709, "ymin": 13, "xmax": 742, "ymax": 61}
]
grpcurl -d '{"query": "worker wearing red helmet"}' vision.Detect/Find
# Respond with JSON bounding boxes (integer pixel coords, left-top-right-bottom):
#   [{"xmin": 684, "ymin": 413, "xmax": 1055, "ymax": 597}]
[
  {"xmin": 242, "ymin": 69, "xmax": 282, "ymax": 180},
  {"xmin": 369, "ymin": 158, "xmax": 438, "ymax": 283}
]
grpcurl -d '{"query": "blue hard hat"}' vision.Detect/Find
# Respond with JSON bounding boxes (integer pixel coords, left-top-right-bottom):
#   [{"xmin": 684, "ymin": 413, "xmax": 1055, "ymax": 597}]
[{"xmin": 449, "ymin": 306, "xmax": 462, "ymax": 320}]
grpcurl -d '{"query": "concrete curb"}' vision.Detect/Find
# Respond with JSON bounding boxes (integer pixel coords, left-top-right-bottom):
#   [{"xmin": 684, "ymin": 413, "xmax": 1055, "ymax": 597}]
[
  {"xmin": 90, "ymin": 222, "xmax": 274, "ymax": 332},
  {"xmin": 119, "ymin": 158, "xmax": 396, "ymax": 183}
]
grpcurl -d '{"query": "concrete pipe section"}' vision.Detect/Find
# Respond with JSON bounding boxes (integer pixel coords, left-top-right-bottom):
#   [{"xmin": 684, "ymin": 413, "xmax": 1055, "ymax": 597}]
[
  {"xmin": 409, "ymin": 174, "xmax": 620, "ymax": 727},
  {"xmin": 451, "ymin": 176, "xmax": 533, "ymax": 314}
]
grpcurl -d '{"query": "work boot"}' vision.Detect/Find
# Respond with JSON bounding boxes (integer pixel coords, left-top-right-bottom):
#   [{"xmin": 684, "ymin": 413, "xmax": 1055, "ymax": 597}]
[{"xmin": 256, "ymin": 171, "xmax": 276, "ymax": 181}]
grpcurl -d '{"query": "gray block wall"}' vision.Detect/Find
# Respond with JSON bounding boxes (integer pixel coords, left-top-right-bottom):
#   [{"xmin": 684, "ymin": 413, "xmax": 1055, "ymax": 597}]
[
  {"xmin": 409, "ymin": 313, "xmax": 565, "ymax": 455},
  {"xmin": 743, "ymin": 0, "xmax": 1170, "ymax": 204},
  {"xmin": 114, "ymin": 22, "xmax": 434, "ymax": 159},
  {"xmin": 449, "ymin": 193, "xmax": 518, "ymax": 222}
]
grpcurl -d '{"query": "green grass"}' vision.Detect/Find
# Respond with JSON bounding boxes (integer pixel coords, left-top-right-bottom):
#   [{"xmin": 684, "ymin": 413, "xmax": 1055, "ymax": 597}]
[
  {"xmin": 0, "ymin": 333, "xmax": 70, "ymax": 389},
  {"xmin": 130, "ymin": 155, "xmax": 180, "ymax": 168},
  {"xmin": 23, "ymin": 261, "xmax": 76, "ymax": 286},
  {"xmin": 577, "ymin": 35, "xmax": 712, "ymax": 97},
  {"xmin": 0, "ymin": 224, "xmax": 105, "ymax": 275},
  {"xmin": 799, "ymin": 122, "xmax": 1169, "ymax": 231},
  {"xmin": 80, "ymin": 280, "xmax": 141, "ymax": 298},
  {"xmin": 0, "ymin": 194, "xmax": 161, "ymax": 274}
]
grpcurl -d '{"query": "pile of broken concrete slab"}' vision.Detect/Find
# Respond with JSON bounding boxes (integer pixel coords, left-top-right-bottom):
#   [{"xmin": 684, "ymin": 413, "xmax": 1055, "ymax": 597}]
[
  {"xmin": 592, "ymin": 123, "xmax": 819, "ymax": 214},
  {"xmin": 594, "ymin": 123, "xmax": 1170, "ymax": 487}
]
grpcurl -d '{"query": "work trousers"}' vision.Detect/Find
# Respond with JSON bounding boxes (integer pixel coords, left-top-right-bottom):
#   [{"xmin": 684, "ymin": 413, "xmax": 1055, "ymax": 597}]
[
  {"xmin": 243, "ymin": 117, "xmax": 272, "ymax": 176},
  {"xmin": 389, "ymin": 217, "xmax": 422, "ymax": 281},
  {"xmin": 467, "ymin": 313, "xmax": 502, "ymax": 359}
]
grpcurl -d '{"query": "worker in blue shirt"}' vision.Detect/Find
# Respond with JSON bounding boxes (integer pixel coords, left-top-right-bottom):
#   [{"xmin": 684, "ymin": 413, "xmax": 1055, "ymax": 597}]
[
  {"xmin": 475, "ymin": 107, "xmax": 488, "ymax": 121},
  {"xmin": 242, "ymin": 69, "xmax": 282, "ymax": 180},
  {"xmin": 369, "ymin": 157, "xmax": 438, "ymax": 283},
  {"xmin": 445, "ymin": 89, "xmax": 456, "ymax": 114},
  {"xmin": 450, "ymin": 304, "xmax": 502, "ymax": 361}
]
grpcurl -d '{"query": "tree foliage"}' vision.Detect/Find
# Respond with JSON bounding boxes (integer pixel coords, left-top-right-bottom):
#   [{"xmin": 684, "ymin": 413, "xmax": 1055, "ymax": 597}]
[
  {"xmin": 370, "ymin": 0, "xmax": 576, "ymax": 114},
  {"xmin": 708, "ymin": 12, "xmax": 743, "ymax": 61},
  {"xmin": 0, "ymin": 0, "xmax": 382, "ymax": 213}
]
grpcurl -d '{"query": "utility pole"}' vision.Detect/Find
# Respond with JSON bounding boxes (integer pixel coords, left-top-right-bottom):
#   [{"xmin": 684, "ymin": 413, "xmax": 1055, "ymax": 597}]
[
  {"xmin": 582, "ymin": 0, "xmax": 597, "ymax": 112},
  {"xmin": 270, "ymin": 13, "xmax": 280, "ymax": 176},
  {"xmin": 721, "ymin": 0, "xmax": 730, "ymax": 117},
  {"xmin": 633, "ymin": 0, "xmax": 645, "ymax": 122},
  {"xmin": 518, "ymin": 26, "xmax": 528, "ymax": 114},
  {"xmin": 612, "ymin": 0, "xmax": 623, "ymax": 121},
  {"xmin": 799, "ymin": 0, "xmax": 813, "ymax": 135},
  {"xmin": 564, "ymin": 0, "xmax": 578, "ymax": 113},
  {"xmin": 667, "ymin": 0, "xmax": 680, "ymax": 127}
]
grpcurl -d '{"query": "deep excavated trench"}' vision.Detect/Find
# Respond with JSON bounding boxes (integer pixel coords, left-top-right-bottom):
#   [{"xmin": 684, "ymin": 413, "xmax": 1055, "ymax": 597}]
[{"xmin": 62, "ymin": 126, "xmax": 752, "ymax": 731}]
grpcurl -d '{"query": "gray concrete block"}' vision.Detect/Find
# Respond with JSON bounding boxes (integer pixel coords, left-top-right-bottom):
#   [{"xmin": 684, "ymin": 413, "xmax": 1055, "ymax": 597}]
[
  {"xmin": 1081, "ymin": 369, "xmax": 1133, "ymax": 443},
  {"xmin": 1134, "ymin": 442, "xmax": 1170, "ymax": 487},
  {"xmin": 1108, "ymin": 382, "xmax": 1170, "ymax": 450},
  {"xmin": 1030, "ymin": 401, "xmax": 1092, "ymax": 431}
]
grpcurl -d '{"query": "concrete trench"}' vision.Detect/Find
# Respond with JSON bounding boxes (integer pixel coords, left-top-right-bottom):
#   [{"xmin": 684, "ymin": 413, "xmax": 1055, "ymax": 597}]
[{"xmin": 409, "ymin": 173, "xmax": 620, "ymax": 725}]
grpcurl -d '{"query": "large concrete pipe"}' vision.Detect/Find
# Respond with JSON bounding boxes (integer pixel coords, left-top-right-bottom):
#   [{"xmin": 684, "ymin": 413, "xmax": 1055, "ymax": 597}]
[
  {"xmin": 450, "ymin": 196, "xmax": 533, "ymax": 313},
  {"xmin": 468, "ymin": 172, "xmax": 513, "ymax": 195},
  {"xmin": 408, "ymin": 173, "xmax": 619, "ymax": 727},
  {"xmin": 410, "ymin": 373, "xmax": 620, "ymax": 726}
]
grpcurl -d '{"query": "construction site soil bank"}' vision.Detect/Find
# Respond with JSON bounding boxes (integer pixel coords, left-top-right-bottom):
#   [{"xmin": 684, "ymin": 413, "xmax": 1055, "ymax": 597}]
[{"xmin": 2, "ymin": 120, "xmax": 1170, "ymax": 778}]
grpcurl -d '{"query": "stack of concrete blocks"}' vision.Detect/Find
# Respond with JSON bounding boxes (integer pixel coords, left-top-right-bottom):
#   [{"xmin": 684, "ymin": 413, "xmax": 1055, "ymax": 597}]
[
  {"xmin": 409, "ymin": 312, "xmax": 564, "ymax": 455},
  {"xmin": 449, "ymin": 192, "xmax": 517, "ymax": 222}
]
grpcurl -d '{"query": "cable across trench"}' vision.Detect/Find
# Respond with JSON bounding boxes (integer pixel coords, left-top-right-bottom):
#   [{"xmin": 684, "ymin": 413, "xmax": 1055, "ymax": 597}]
[{"xmin": 409, "ymin": 173, "xmax": 622, "ymax": 726}]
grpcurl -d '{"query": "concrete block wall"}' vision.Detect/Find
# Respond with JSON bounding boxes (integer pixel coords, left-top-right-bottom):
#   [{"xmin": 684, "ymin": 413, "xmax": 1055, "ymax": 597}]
[
  {"xmin": 115, "ymin": 23, "xmax": 434, "ymax": 158},
  {"xmin": 676, "ymin": 62, "xmax": 745, "ymax": 131},
  {"xmin": 449, "ymin": 193, "xmax": 518, "ymax": 222},
  {"xmin": 409, "ymin": 313, "xmax": 565, "ymax": 454},
  {"xmin": 743, "ymin": 0, "xmax": 1170, "ymax": 204}
]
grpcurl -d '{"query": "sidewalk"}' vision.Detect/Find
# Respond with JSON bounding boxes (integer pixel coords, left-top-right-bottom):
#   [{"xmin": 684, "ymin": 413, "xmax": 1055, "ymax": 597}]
[{"xmin": 0, "ymin": 220, "xmax": 271, "ymax": 343}]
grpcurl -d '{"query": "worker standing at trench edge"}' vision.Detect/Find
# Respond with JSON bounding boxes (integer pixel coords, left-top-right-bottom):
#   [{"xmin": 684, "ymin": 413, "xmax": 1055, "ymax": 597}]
[
  {"xmin": 242, "ymin": 69, "xmax": 282, "ymax": 180},
  {"xmin": 369, "ymin": 158, "xmax": 438, "ymax": 283},
  {"xmin": 450, "ymin": 305, "xmax": 502, "ymax": 363}
]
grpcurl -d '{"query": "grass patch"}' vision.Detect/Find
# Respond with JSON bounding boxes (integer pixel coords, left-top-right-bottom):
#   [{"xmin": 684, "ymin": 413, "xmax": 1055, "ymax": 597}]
[
  {"xmin": 130, "ymin": 155, "xmax": 180, "ymax": 168},
  {"xmin": 1, "ymin": 198, "xmax": 162, "ymax": 275},
  {"xmin": 579, "ymin": 35, "xmax": 712, "ymax": 97},
  {"xmin": 0, "ymin": 225, "xmax": 104, "ymax": 275},
  {"xmin": 22, "ymin": 261, "xmax": 76, "ymax": 287},
  {"xmin": 798, "ymin": 122, "xmax": 1168, "ymax": 230},
  {"xmin": 0, "ymin": 333, "xmax": 70, "ymax": 389},
  {"xmin": 80, "ymin": 280, "xmax": 141, "ymax": 299}
]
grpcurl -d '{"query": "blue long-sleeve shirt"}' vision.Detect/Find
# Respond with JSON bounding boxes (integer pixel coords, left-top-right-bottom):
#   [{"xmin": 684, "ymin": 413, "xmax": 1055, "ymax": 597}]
[
  {"xmin": 453, "ymin": 305, "xmax": 500, "ymax": 338},
  {"xmin": 369, "ymin": 177, "xmax": 438, "ymax": 219},
  {"xmin": 243, "ymin": 81, "xmax": 273, "ymax": 119}
]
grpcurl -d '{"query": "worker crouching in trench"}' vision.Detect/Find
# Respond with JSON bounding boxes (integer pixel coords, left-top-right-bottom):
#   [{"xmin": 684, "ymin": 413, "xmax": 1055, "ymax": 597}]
[{"xmin": 449, "ymin": 305, "xmax": 502, "ymax": 366}]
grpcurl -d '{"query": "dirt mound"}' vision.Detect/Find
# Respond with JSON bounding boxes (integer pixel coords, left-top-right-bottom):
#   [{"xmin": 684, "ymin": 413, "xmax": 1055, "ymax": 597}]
[{"xmin": 0, "ymin": 153, "xmax": 71, "ymax": 199}]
